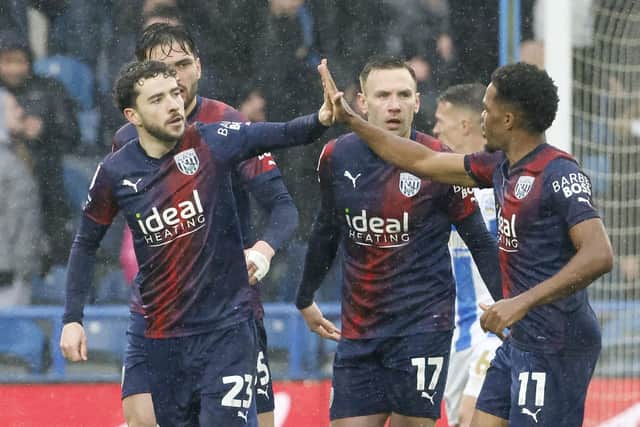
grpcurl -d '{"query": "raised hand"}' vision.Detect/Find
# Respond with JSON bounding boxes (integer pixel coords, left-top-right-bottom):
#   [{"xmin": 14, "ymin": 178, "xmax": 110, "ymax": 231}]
[
  {"xmin": 317, "ymin": 59, "xmax": 358, "ymax": 124},
  {"xmin": 317, "ymin": 58, "xmax": 335, "ymax": 126}
]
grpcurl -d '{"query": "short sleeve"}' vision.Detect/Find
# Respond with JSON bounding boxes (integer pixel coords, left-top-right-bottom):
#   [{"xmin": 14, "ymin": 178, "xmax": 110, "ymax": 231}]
[
  {"xmin": 464, "ymin": 151, "xmax": 503, "ymax": 188},
  {"xmin": 545, "ymin": 158, "xmax": 600, "ymax": 228}
]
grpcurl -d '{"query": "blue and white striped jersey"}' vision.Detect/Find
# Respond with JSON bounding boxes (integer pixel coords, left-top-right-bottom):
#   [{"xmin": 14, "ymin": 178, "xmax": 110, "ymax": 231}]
[{"xmin": 450, "ymin": 188, "xmax": 497, "ymax": 352}]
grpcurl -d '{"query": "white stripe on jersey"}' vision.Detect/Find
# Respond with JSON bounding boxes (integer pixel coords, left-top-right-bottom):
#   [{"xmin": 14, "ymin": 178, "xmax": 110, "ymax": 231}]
[{"xmin": 450, "ymin": 188, "xmax": 497, "ymax": 352}]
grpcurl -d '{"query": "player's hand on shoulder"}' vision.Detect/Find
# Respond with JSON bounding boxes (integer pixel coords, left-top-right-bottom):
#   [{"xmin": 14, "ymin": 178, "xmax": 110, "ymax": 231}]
[
  {"xmin": 299, "ymin": 302, "xmax": 341, "ymax": 341},
  {"xmin": 60, "ymin": 322, "xmax": 88, "ymax": 362}
]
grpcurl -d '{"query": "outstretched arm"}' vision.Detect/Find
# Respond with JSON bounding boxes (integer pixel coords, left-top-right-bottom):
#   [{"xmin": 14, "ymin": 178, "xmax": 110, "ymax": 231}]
[{"xmin": 318, "ymin": 60, "xmax": 476, "ymax": 187}]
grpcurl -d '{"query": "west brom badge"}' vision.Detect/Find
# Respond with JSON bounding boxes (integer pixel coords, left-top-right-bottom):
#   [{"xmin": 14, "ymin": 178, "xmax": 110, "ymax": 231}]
[
  {"xmin": 399, "ymin": 172, "xmax": 421, "ymax": 197},
  {"xmin": 514, "ymin": 176, "xmax": 535, "ymax": 200},
  {"xmin": 174, "ymin": 148, "xmax": 199, "ymax": 175}
]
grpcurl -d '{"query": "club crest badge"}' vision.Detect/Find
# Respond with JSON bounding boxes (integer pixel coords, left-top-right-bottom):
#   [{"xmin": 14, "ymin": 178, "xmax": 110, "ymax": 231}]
[
  {"xmin": 174, "ymin": 148, "xmax": 199, "ymax": 175},
  {"xmin": 514, "ymin": 176, "xmax": 535, "ymax": 200},
  {"xmin": 399, "ymin": 172, "xmax": 421, "ymax": 197}
]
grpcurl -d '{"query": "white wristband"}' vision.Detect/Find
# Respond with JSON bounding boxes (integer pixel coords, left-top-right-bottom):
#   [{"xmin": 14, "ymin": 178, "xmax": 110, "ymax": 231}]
[{"xmin": 245, "ymin": 249, "xmax": 270, "ymax": 281}]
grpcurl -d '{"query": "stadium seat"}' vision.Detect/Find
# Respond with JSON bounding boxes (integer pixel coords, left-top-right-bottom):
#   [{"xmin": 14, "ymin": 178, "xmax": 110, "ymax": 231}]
[
  {"xmin": 262, "ymin": 310, "xmax": 320, "ymax": 379},
  {"xmin": 83, "ymin": 317, "xmax": 128, "ymax": 365},
  {"xmin": 62, "ymin": 159, "xmax": 91, "ymax": 211},
  {"xmin": 31, "ymin": 265, "xmax": 67, "ymax": 305},
  {"xmin": 0, "ymin": 318, "xmax": 47, "ymax": 373},
  {"xmin": 33, "ymin": 55, "xmax": 94, "ymax": 110}
]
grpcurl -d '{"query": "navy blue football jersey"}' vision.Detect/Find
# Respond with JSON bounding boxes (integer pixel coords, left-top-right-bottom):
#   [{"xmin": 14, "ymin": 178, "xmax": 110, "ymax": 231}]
[
  {"xmin": 465, "ymin": 144, "xmax": 602, "ymax": 352},
  {"xmin": 318, "ymin": 130, "xmax": 477, "ymax": 339}
]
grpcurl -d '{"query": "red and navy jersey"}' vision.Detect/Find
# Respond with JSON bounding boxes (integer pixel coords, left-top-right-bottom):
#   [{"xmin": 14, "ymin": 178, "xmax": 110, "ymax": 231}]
[
  {"xmin": 113, "ymin": 97, "xmax": 279, "ymax": 320},
  {"xmin": 465, "ymin": 143, "xmax": 601, "ymax": 352},
  {"xmin": 80, "ymin": 114, "xmax": 323, "ymax": 338},
  {"xmin": 318, "ymin": 130, "xmax": 477, "ymax": 339}
]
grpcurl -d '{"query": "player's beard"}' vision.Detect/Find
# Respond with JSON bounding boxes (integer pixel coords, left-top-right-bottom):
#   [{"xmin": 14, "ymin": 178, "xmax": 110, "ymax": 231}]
[
  {"xmin": 144, "ymin": 119, "xmax": 184, "ymax": 144},
  {"xmin": 484, "ymin": 142, "xmax": 498, "ymax": 153},
  {"xmin": 182, "ymin": 79, "xmax": 198, "ymax": 113}
]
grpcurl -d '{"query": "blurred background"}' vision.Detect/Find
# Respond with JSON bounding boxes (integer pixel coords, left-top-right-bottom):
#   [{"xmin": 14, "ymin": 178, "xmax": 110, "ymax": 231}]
[{"xmin": 0, "ymin": 0, "xmax": 638, "ymax": 425}]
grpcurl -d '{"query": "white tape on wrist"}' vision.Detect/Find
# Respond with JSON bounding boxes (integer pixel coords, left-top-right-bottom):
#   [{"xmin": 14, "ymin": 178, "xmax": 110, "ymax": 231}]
[{"xmin": 246, "ymin": 249, "xmax": 270, "ymax": 281}]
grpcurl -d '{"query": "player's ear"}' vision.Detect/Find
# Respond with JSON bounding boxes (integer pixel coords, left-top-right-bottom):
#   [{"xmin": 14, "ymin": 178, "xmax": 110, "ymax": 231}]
[
  {"xmin": 195, "ymin": 57, "xmax": 202, "ymax": 80},
  {"xmin": 414, "ymin": 92, "xmax": 420, "ymax": 114},
  {"xmin": 504, "ymin": 111, "xmax": 515, "ymax": 131},
  {"xmin": 357, "ymin": 92, "xmax": 367, "ymax": 115},
  {"xmin": 460, "ymin": 118, "xmax": 471, "ymax": 136},
  {"xmin": 124, "ymin": 107, "xmax": 142, "ymax": 126}
]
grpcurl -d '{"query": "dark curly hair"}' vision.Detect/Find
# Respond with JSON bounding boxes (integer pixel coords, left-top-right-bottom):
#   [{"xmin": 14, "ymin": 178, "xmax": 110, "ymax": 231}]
[
  {"xmin": 135, "ymin": 23, "xmax": 198, "ymax": 61},
  {"xmin": 491, "ymin": 62, "xmax": 558, "ymax": 134},
  {"xmin": 113, "ymin": 60, "xmax": 177, "ymax": 111}
]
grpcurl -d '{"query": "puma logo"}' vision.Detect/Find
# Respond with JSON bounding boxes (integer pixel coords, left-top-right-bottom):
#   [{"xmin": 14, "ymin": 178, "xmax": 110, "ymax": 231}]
[
  {"xmin": 577, "ymin": 197, "xmax": 592, "ymax": 207},
  {"xmin": 237, "ymin": 410, "xmax": 248, "ymax": 422},
  {"xmin": 521, "ymin": 407, "xmax": 541, "ymax": 423},
  {"xmin": 421, "ymin": 391, "xmax": 436, "ymax": 405},
  {"xmin": 257, "ymin": 387, "xmax": 270, "ymax": 400},
  {"xmin": 122, "ymin": 178, "xmax": 142, "ymax": 193},
  {"xmin": 344, "ymin": 170, "xmax": 362, "ymax": 189}
]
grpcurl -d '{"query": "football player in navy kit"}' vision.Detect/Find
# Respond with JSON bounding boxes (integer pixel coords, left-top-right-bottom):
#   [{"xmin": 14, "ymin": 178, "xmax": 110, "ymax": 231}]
[
  {"xmin": 60, "ymin": 59, "xmax": 333, "ymax": 426},
  {"xmin": 296, "ymin": 57, "xmax": 502, "ymax": 427},
  {"xmin": 112, "ymin": 24, "xmax": 293, "ymax": 427},
  {"xmin": 322, "ymin": 61, "xmax": 613, "ymax": 427}
]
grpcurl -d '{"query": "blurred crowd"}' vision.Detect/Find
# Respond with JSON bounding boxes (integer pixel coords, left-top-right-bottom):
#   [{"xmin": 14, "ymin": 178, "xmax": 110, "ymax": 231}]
[{"xmin": 0, "ymin": 0, "xmax": 636, "ymax": 307}]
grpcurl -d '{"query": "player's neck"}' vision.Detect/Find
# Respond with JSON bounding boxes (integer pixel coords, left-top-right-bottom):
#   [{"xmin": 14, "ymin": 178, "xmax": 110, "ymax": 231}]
[
  {"xmin": 461, "ymin": 134, "xmax": 485, "ymax": 155},
  {"xmin": 138, "ymin": 131, "xmax": 178, "ymax": 159},
  {"xmin": 185, "ymin": 96, "xmax": 197, "ymax": 117},
  {"xmin": 504, "ymin": 131, "xmax": 545, "ymax": 165}
]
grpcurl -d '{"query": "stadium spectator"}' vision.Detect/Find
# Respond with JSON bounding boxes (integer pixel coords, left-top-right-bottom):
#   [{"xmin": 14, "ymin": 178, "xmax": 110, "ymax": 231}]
[
  {"xmin": 448, "ymin": 0, "xmax": 499, "ymax": 85},
  {"xmin": 112, "ymin": 23, "xmax": 298, "ymax": 427},
  {"xmin": 297, "ymin": 57, "xmax": 501, "ymax": 427},
  {"xmin": 0, "ymin": 30, "xmax": 79, "ymax": 274},
  {"xmin": 325, "ymin": 61, "xmax": 613, "ymax": 427},
  {"xmin": 432, "ymin": 83, "xmax": 502, "ymax": 427},
  {"xmin": 0, "ymin": 88, "xmax": 41, "ymax": 307},
  {"xmin": 385, "ymin": 0, "xmax": 456, "ymax": 131},
  {"xmin": 60, "ymin": 59, "xmax": 332, "ymax": 425}
]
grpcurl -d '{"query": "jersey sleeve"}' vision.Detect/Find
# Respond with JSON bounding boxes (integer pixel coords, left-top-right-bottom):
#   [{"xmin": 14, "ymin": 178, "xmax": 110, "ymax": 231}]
[
  {"xmin": 464, "ymin": 151, "xmax": 503, "ymax": 188},
  {"xmin": 236, "ymin": 152, "xmax": 281, "ymax": 189},
  {"xmin": 83, "ymin": 161, "xmax": 119, "ymax": 225},
  {"xmin": 445, "ymin": 184, "xmax": 480, "ymax": 223},
  {"xmin": 545, "ymin": 158, "xmax": 600, "ymax": 228},
  {"xmin": 201, "ymin": 113, "xmax": 327, "ymax": 164},
  {"xmin": 296, "ymin": 141, "xmax": 340, "ymax": 309}
]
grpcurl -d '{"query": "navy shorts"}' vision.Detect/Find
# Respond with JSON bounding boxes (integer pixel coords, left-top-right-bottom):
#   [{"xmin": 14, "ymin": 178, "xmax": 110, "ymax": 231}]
[
  {"xmin": 330, "ymin": 330, "xmax": 452, "ymax": 421},
  {"xmin": 121, "ymin": 311, "xmax": 150, "ymax": 399},
  {"xmin": 254, "ymin": 318, "xmax": 275, "ymax": 414},
  {"xmin": 121, "ymin": 311, "xmax": 272, "ymax": 418},
  {"xmin": 476, "ymin": 340, "xmax": 600, "ymax": 426},
  {"xmin": 145, "ymin": 319, "xmax": 259, "ymax": 427}
]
